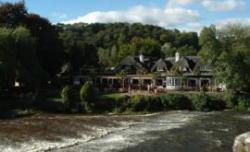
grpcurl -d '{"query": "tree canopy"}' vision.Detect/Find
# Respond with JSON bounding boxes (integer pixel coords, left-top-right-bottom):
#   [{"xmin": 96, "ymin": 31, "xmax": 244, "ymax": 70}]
[
  {"xmin": 57, "ymin": 23, "xmax": 200, "ymax": 67},
  {"xmin": 199, "ymin": 24, "xmax": 250, "ymax": 94}
]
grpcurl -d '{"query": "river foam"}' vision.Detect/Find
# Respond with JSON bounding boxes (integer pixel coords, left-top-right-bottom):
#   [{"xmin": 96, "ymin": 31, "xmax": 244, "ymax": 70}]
[{"xmin": 51, "ymin": 111, "xmax": 198, "ymax": 152}]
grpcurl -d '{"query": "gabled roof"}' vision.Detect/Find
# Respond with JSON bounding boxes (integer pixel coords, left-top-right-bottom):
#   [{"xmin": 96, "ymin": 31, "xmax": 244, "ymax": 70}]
[
  {"xmin": 193, "ymin": 58, "xmax": 212, "ymax": 74},
  {"xmin": 151, "ymin": 58, "xmax": 170, "ymax": 72},
  {"xmin": 113, "ymin": 56, "xmax": 145, "ymax": 74},
  {"xmin": 110, "ymin": 55, "xmax": 212, "ymax": 76},
  {"xmin": 165, "ymin": 57, "xmax": 194, "ymax": 73}
]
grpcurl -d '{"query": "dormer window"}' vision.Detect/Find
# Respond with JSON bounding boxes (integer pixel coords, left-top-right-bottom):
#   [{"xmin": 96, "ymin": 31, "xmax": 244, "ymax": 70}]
[{"xmin": 157, "ymin": 67, "xmax": 164, "ymax": 72}]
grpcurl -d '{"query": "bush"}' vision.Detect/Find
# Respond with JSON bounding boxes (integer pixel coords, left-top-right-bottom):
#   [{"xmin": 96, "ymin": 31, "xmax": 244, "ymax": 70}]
[
  {"xmin": 61, "ymin": 85, "xmax": 75, "ymax": 104},
  {"xmin": 224, "ymin": 92, "xmax": 238, "ymax": 108},
  {"xmin": 160, "ymin": 95, "xmax": 170, "ymax": 110},
  {"xmin": 113, "ymin": 96, "xmax": 130, "ymax": 113},
  {"xmin": 80, "ymin": 82, "xmax": 95, "ymax": 102},
  {"xmin": 192, "ymin": 93, "xmax": 226, "ymax": 111},
  {"xmin": 80, "ymin": 82, "xmax": 96, "ymax": 112},
  {"xmin": 128, "ymin": 95, "xmax": 164, "ymax": 112},
  {"xmin": 164, "ymin": 94, "xmax": 192, "ymax": 110},
  {"xmin": 146, "ymin": 96, "xmax": 164, "ymax": 112},
  {"xmin": 237, "ymin": 95, "xmax": 250, "ymax": 110},
  {"xmin": 129, "ymin": 95, "xmax": 148, "ymax": 112}
]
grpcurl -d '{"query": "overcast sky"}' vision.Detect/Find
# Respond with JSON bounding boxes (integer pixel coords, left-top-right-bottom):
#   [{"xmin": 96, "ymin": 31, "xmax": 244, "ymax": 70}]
[{"xmin": 1, "ymin": 0, "xmax": 250, "ymax": 32}]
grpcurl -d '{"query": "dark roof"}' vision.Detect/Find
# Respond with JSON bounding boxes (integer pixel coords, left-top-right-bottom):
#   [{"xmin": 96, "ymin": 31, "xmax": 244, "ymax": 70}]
[
  {"xmin": 164, "ymin": 56, "xmax": 209, "ymax": 73},
  {"xmin": 151, "ymin": 59, "xmax": 170, "ymax": 72},
  {"xmin": 112, "ymin": 55, "xmax": 212, "ymax": 75},
  {"xmin": 113, "ymin": 55, "xmax": 157, "ymax": 74}
]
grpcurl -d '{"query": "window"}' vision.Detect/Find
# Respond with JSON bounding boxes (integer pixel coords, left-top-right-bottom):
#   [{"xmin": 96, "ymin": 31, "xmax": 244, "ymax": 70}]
[
  {"xmin": 157, "ymin": 66, "xmax": 164, "ymax": 72},
  {"xmin": 167, "ymin": 77, "xmax": 181, "ymax": 86}
]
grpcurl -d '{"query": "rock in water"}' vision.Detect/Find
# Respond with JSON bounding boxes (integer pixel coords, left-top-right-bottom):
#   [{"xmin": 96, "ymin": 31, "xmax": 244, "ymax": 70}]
[{"xmin": 233, "ymin": 132, "xmax": 250, "ymax": 152}]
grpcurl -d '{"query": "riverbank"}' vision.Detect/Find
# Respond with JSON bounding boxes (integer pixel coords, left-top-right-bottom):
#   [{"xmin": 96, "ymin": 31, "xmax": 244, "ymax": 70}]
[{"xmin": 1, "ymin": 91, "xmax": 249, "ymax": 120}]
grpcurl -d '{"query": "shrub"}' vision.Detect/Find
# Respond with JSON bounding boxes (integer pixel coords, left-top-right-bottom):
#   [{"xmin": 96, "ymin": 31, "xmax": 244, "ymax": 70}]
[
  {"xmin": 80, "ymin": 82, "xmax": 95, "ymax": 102},
  {"xmin": 129, "ymin": 95, "xmax": 148, "ymax": 112},
  {"xmin": 146, "ymin": 96, "xmax": 164, "ymax": 112},
  {"xmin": 113, "ymin": 96, "xmax": 130, "ymax": 113},
  {"xmin": 95, "ymin": 94, "xmax": 129, "ymax": 113},
  {"xmin": 80, "ymin": 82, "xmax": 96, "ymax": 112},
  {"xmin": 165, "ymin": 94, "xmax": 192, "ymax": 110},
  {"xmin": 129, "ymin": 95, "xmax": 166, "ymax": 112},
  {"xmin": 160, "ymin": 95, "xmax": 170, "ymax": 110},
  {"xmin": 61, "ymin": 85, "xmax": 75, "ymax": 104},
  {"xmin": 224, "ymin": 92, "xmax": 238, "ymax": 108},
  {"xmin": 237, "ymin": 95, "xmax": 250, "ymax": 110},
  {"xmin": 192, "ymin": 93, "xmax": 226, "ymax": 111}
]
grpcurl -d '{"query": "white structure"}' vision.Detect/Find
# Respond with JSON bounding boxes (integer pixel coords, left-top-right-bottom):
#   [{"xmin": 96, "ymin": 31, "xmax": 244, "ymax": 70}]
[
  {"xmin": 139, "ymin": 54, "xmax": 144, "ymax": 63},
  {"xmin": 166, "ymin": 76, "xmax": 182, "ymax": 90},
  {"xmin": 175, "ymin": 52, "xmax": 180, "ymax": 62}
]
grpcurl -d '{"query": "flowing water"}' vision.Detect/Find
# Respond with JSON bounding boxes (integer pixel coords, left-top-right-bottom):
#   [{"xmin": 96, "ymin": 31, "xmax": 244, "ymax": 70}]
[{"xmin": 1, "ymin": 111, "xmax": 250, "ymax": 152}]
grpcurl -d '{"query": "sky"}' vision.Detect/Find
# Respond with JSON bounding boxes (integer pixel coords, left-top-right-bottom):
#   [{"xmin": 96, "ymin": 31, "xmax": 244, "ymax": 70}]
[{"xmin": 1, "ymin": 0, "xmax": 250, "ymax": 33}]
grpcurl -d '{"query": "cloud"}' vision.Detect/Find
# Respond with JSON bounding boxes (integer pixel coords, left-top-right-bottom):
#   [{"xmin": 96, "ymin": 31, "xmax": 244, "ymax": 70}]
[
  {"xmin": 216, "ymin": 18, "xmax": 250, "ymax": 29},
  {"xmin": 63, "ymin": 5, "xmax": 200, "ymax": 29},
  {"xmin": 167, "ymin": 0, "xmax": 199, "ymax": 7},
  {"xmin": 167, "ymin": 0, "xmax": 245, "ymax": 12},
  {"xmin": 179, "ymin": 23, "xmax": 204, "ymax": 34},
  {"xmin": 201, "ymin": 0, "xmax": 245, "ymax": 12}
]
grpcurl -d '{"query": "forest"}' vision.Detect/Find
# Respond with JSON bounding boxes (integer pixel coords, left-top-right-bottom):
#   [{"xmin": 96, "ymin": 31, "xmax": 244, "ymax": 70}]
[{"xmin": 0, "ymin": 1, "xmax": 250, "ymax": 97}]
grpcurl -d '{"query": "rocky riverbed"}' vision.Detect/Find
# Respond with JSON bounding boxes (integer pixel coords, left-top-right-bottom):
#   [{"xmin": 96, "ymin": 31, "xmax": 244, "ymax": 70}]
[{"xmin": 0, "ymin": 111, "xmax": 250, "ymax": 152}]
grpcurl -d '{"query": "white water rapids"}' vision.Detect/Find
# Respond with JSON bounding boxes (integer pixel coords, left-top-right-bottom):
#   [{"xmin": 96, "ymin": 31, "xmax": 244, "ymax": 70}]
[
  {"xmin": 0, "ymin": 111, "xmax": 197, "ymax": 152},
  {"xmin": 1, "ymin": 111, "xmax": 250, "ymax": 152}
]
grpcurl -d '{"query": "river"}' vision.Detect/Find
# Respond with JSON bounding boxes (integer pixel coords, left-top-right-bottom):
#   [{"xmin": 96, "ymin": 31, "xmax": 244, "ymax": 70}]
[{"xmin": 0, "ymin": 111, "xmax": 250, "ymax": 152}]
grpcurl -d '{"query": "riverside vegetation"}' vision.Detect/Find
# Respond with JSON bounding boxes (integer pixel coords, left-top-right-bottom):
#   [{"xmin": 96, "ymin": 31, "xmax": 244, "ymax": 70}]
[
  {"xmin": 2, "ymin": 82, "xmax": 247, "ymax": 116},
  {"xmin": 53, "ymin": 83, "xmax": 250, "ymax": 114},
  {"xmin": 1, "ymin": 82, "xmax": 250, "ymax": 118}
]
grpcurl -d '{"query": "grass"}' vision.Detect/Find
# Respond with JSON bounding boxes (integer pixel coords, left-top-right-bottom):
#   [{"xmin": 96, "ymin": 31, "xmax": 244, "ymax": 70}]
[
  {"xmin": 98, "ymin": 92, "xmax": 123, "ymax": 99},
  {"xmin": 46, "ymin": 97, "xmax": 63, "ymax": 103},
  {"xmin": 99, "ymin": 91, "xmax": 224, "ymax": 99}
]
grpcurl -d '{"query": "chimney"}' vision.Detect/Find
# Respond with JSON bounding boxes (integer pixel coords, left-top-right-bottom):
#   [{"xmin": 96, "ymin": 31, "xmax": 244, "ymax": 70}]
[
  {"xmin": 139, "ymin": 54, "xmax": 144, "ymax": 63},
  {"xmin": 175, "ymin": 52, "xmax": 180, "ymax": 62}
]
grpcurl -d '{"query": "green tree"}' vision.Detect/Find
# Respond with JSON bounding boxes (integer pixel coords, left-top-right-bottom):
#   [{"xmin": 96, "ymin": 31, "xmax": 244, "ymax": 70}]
[
  {"xmin": 25, "ymin": 13, "xmax": 64, "ymax": 77},
  {"xmin": 0, "ymin": 2, "xmax": 27, "ymax": 27},
  {"xmin": 217, "ymin": 25, "xmax": 250, "ymax": 93},
  {"xmin": 199, "ymin": 25, "xmax": 221, "ymax": 63},
  {"xmin": 0, "ymin": 26, "xmax": 45, "ymax": 88},
  {"xmin": 200, "ymin": 24, "xmax": 250, "ymax": 95},
  {"xmin": 12, "ymin": 26, "xmax": 46, "ymax": 87},
  {"xmin": 178, "ymin": 45, "xmax": 197, "ymax": 56},
  {"xmin": 141, "ymin": 38, "xmax": 162, "ymax": 57},
  {"xmin": 80, "ymin": 82, "xmax": 96, "ymax": 111},
  {"xmin": 0, "ymin": 27, "xmax": 16, "ymax": 87},
  {"xmin": 161, "ymin": 43, "xmax": 176, "ymax": 57},
  {"xmin": 118, "ymin": 43, "xmax": 134, "ymax": 61}
]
